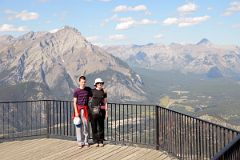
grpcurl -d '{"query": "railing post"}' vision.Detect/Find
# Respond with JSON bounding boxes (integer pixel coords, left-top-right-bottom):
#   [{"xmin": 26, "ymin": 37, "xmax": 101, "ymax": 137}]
[
  {"xmin": 155, "ymin": 105, "xmax": 160, "ymax": 150},
  {"xmin": 46, "ymin": 101, "xmax": 50, "ymax": 138}
]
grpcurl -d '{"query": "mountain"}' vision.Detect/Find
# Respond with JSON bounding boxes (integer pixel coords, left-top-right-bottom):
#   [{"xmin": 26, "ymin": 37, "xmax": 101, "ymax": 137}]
[
  {"xmin": 104, "ymin": 41, "xmax": 240, "ymax": 79},
  {"xmin": 0, "ymin": 26, "xmax": 145, "ymax": 102},
  {"xmin": 206, "ymin": 66, "xmax": 223, "ymax": 78},
  {"xmin": 196, "ymin": 38, "xmax": 211, "ymax": 45}
]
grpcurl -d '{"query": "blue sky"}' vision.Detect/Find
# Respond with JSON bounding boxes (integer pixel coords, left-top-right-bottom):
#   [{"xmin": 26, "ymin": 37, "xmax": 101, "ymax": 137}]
[{"xmin": 0, "ymin": 0, "xmax": 239, "ymax": 46}]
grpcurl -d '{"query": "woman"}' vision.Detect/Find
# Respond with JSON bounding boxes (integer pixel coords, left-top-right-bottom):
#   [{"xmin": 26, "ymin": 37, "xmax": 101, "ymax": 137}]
[{"xmin": 90, "ymin": 78, "xmax": 108, "ymax": 147}]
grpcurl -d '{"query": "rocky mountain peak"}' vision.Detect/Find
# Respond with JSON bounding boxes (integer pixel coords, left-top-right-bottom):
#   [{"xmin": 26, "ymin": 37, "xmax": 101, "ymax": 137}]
[
  {"xmin": 0, "ymin": 26, "xmax": 146, "ymax": 102},
  {"xmin": 0, "ymin": 35, "xmax": 14, "ymax": 41},
  {"xmin": 56, "ymin": 26, "xmax": 82, "ymax": 36},
  {"xmin": 197, "ymin": 38, "xmax": 211, "ymax": 45},
  {"xmin": 51, "ymin": 26, "xmax": 88, "ymax": 46},
  {"xmin": 0, "ymin": 35, "xmax": 15, "ymax": 46}
]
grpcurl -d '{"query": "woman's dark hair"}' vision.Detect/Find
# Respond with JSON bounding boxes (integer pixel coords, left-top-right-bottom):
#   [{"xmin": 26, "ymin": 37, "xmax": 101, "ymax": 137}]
[{"xmin": 79, "ymin": 76, "xmax": 86, "ymax": 82}]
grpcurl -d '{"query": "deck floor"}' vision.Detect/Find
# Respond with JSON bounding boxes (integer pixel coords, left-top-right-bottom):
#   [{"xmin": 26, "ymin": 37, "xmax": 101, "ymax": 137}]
[{"xmin": 0, "ymin": 138, "xmax": 177, "ymax": 160}]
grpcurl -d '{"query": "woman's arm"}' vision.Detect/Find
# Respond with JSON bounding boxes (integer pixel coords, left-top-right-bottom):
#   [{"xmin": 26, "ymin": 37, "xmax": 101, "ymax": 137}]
[{"xmin": 104, "ymin": 98, "xmax": 108, "ymax": 118}]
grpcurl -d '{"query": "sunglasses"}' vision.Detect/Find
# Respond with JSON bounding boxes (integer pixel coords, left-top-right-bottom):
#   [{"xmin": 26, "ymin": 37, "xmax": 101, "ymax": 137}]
[{"xmin": 96, "ymin": 82, "xmax": 104, "ymax": 85}]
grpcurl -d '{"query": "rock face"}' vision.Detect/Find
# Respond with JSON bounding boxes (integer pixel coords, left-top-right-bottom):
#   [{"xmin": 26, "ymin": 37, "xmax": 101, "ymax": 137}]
[
  {"xmin": 0, "ymin": 26, "xmax": 145, "ymax": 102},
  {"xmin": 104, "ymin": 39, "xmax": 240, "ymax": 79}
]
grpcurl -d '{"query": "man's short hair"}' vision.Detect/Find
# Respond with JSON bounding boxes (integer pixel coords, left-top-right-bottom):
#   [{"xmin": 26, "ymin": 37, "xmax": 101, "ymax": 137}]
[{"xmin": 79, "ymin": 76, "xmax": 86, "ymax": 82}]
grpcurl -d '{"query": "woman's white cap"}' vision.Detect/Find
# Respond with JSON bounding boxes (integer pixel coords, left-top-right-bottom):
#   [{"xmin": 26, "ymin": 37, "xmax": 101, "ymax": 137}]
[
  {"xmin": 94, "ymin": 78, "xmax": 104, "ymax": 85},
  {"xmin": 73, "ymin": 117, "xmax": 81, "ymax": 125}
]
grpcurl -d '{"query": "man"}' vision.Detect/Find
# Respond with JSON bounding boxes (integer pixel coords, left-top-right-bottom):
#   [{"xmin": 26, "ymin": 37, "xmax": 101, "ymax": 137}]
[{"xmin": 73, "ymin": 76, "xmax": 92, "ymax": 148}]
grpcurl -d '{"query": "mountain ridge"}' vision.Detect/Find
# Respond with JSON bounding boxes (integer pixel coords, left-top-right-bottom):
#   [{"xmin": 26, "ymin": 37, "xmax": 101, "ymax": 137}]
[
  {"xmin": 104, "ymin": 40, "xmax": 240, "ymax": 79},
  {"xmin": 0, "ymin": 26, "xmax": 146, "ymax": 102}
]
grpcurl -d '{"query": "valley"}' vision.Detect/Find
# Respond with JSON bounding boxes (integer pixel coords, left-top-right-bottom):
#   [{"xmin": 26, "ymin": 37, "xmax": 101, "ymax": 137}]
[{"xmin": 133, "ymin": 67, "xmax": 240, "ymax": 131}]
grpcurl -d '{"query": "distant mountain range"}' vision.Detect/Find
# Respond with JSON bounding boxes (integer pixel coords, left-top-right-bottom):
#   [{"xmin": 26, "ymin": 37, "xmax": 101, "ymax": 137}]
[
  {"xmin": 104, "ymin": 40, "xmax": 240, "ymax": 79},
  {"xmin": 0, "ymin": 26, "xmax": 145, "ymax": 102}
]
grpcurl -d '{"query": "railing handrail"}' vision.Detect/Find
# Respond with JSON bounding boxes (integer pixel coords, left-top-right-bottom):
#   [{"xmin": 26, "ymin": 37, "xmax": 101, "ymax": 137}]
[
  {"xmin": 0, "ymin": 99, "xmax": 73, "ymax": 103},
  {"xmin": 212, "ymin": 134, "xmax": 240, "ymax": 160}
]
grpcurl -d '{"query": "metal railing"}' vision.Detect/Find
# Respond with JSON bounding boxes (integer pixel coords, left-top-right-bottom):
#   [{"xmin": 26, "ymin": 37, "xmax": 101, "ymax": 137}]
[
  {"xmin": 212, "ymin": 134, "xmax": 240, "ymax": 160},
  {"xmin": 0, "ymin": 100, "xmax": 239, "ymax": 160},
  {"xmin": 105, "ymin": 104, "xmax": 240, "ymax": 159},
  {"xmin": 106, "ymin": 103, "xmax": 157, "ymax": 147},
  {"xmin": 155, "ymin": 106, "xmax": 239, "ymax": 160},
  {"xmin": 0, "ymin": 100, "xmax": 50, "ymax": 139}
]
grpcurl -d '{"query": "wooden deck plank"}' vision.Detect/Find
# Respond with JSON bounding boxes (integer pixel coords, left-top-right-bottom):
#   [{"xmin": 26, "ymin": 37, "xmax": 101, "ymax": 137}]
[
  {"xmin": 104, "ymin": 146, "xmax": 140, "ymax": 160},
  {"xmin": 2, "ymin": 139, "xmax": 67, "ymax": 160},
  {"xmin": 97, "ymin": 145, "xmax": 131, "ymax": 160},
  {"xmin": 41, "ymin": 145, "xmax": 79, "ymax": 160},
  {"xmin": 120, "ymin": 147, "xmax": 152, "ymax": 160},
  {"xmin": 51, "ymin": 145, "xmax": 90, "ymax": 160},
  {"xmin": 65, "ymin": 145, "xmax": 104, "ymax": 160},
  {"xmin": 0, "ymin": 138, "xmax": 44, "ymax": 150},
  {"xmin": 0, "ymin": 138, "xmax": 177, "ymax": 160},
  {"xmin": 138, "ymin": 149, "xmax": 166, "ymax": 160},
  {"xmin": 0, "ymin": 139, "xmax": 49, "ymax": 158},
  {"xmin": 21, "ymin": 139, "xmax": 75, "ymax": 160},
  {"xmin": 79, "ymin": 145, "xmax": 121, "ymax": 159}
]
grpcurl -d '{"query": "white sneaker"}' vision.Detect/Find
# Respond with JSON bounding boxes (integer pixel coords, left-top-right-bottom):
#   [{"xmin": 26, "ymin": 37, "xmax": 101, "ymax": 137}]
[
  {"xmin": 93, "ymin": 143, "xmax": 99, "ymax": 147},
  {"xmin": 99, "ymin": 143, "xmax": 104, "ymax": 147},
  {"xmin": 85, "ymin": 143, "xmax": 90, "ymax": 147},
  {"xmin": 78, "ymin": 143, "xmax": 84, "ymax": 149}
]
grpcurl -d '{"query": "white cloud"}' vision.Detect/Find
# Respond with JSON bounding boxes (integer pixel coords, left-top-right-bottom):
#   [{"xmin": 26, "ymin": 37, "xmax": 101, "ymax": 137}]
[
  {"xmin": 103, "ymin": 14, "xmax": 158, "ymax": 30},
  {"xmin": 139, "ymin": 19, "xmax": 158, "ymax": 25},
  {"xmin": 114, "ymin": 5, "xmax": 149, "ymax": 14},
  {"xmin": 163, "ymin": 18, "xmax": 178, "ymax": 25},
  {"xmin": 114, "ymin": 5, "xmax": 128, "ymax": 12},
  {"xmin": 179, "ymin": 16, "xmax": 210, "ymax": 27},
  {"xmin": 0, "ymin": 24, "xmax": 29, "ymax": 32},
  {"xmin": 118, "ymin": 17, "xmax": 134, "ymax": 22},
  {"xmin": 85, "ymin": 36, "xmax": 104, "ymax": 46},
  {"xmin": 49, "ymin": 28, "xmax": 61, "ymax": 33},
  {"xmin": 116, "ymin": 20, "xmax": 135, "ymax": 30},
  {"xmin": 224, "ymin": 1, "xmax": 240, "ymax": 16},
  {"xmin": 4, "ymin": 10, "xmax": 39, "ymax": 21},
  {"xmin": 154, "ymin": 34, "xmax": 163, "ymax": 39},
  {"xmin": 115, "ymin": 17, "xmax": 135, "ymax": 30},
  {"xmin": 132, "ymin": 5, "xmax": 148, "ymax": 12},
  {"xmin": 115, "ymin": 17, "xmax": 158, "ymax": 30},
  {"xmin": 109, "ymin": 34, "xmax": 127, "ymax": 40},
  {"xmin": 163, "ymin": 16, "xmax": 210, "ymax": 27},
  {"xmin": 177, "ymin": 3, "xmax": 198, "ymax": 14},
  {"xmin": 16, "ymin": 10, "xmax": 39, "ymax": 20}
]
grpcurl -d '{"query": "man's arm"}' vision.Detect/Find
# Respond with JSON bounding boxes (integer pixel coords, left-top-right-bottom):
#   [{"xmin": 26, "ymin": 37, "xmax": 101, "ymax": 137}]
[{"xmin": 73, "ymin": 97, "xmax": 79, "ymax": 117}]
